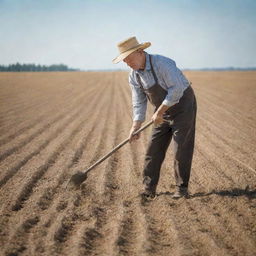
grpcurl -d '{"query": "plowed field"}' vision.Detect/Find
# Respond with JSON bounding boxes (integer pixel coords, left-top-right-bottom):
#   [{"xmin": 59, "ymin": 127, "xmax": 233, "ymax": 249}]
[{"xmin": 0, "ymin": 71, "xmax": 255, "ymax": 256}]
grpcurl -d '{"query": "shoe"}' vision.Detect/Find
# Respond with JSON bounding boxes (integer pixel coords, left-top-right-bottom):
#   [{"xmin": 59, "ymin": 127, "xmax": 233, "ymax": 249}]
[
  {"xmin": 142, "ymin": 185, "xmax": 157, "ymax": 200},
  {"xmin": 172, "ymin": 186, "xmax": 189, "ymax": 199}
]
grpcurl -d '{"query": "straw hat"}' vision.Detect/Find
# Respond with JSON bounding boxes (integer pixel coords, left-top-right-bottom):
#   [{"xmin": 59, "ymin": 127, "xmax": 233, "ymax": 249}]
[{"xmin": 112, "ymin": 36, "xmax": 151, "ymax": 64}]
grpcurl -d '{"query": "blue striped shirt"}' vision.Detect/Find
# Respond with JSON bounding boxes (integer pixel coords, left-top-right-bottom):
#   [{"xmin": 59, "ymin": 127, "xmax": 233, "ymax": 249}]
[{"xmin": 129, "ymin": 52, "xmax": 190, "ymax": 121}]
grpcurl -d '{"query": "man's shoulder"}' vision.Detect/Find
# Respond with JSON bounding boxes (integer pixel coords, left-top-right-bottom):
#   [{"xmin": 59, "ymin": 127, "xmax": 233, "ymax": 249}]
[
  {"xmin": 128, "ymin": 69, "xmax": 137, "ymax": 85},
  {"xmin": 129, "ymin": 68, "xmax": 135, "ymax": 76},
  {"xmin": 151, "ymin": 54, "xmax": 175, "ymax": 65},
  {"xmin": 129, "ymin": 69, "xmax": 135, "ymax": 79}
]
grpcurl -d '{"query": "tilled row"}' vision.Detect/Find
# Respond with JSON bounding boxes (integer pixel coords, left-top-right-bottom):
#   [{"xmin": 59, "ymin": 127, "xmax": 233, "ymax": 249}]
[
  {"xmin": 0, "ymin": 71, "xmax": 255, "ymax": 256},
  {"xmin": 0, "ymin": 74, "xmax": 110, "ymax": 254},
  {"xmin": 0, "ymin": 84, "xmax": 84, "ymax": 147}
]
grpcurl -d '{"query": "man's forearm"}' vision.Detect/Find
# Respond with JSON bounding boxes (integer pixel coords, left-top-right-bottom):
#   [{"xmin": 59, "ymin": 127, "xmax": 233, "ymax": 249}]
[
  {"xmin": 151, "ymin": 104, "xmax": 170, "ymax": 125},
  {"xmin": 156, "ymin": 104, "xmax": 170, "ymax": 115},
  {"xmin": 132, "ymin": 120, "xmax": 143, "ymax": 128}
]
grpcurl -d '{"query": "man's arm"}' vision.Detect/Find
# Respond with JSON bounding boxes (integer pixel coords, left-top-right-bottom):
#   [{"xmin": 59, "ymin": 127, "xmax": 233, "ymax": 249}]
[
  {"xmin": 152, "ymin": 58, "xmax": 188, "ymax": 125},
  {"xmin": 151, "ymin": 104, "xmax": 170, "ymax": 125},
  {"xmin": 128, "ymin": 120, "xmax": 143, "ymax": 142},
  {"xmin": 129, "ymin": 74, "xmax": 147, "ymax": 142},
  {"xmin": 160, "ymin": 59, "xmax": 188, "ymax": 107},
  {"xmin": 129, "ymin": 75, "xmax": 147, "ymax": 122}
]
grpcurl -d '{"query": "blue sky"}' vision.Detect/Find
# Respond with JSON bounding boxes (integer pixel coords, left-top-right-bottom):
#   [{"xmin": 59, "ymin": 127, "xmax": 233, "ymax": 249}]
[{"xmin": 0, "ymin": 0, "xmax": 255, "ymax": 70}]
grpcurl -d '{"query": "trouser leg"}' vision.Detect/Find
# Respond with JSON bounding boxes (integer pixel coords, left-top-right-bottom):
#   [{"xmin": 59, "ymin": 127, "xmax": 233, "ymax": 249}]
[
  {"xmin": 172, "ymin": 96, "xmax": 197, "ymax": 187},
  {"xmin": 143, "ymin": 123, "xmax": 172, "ymax": 188}
]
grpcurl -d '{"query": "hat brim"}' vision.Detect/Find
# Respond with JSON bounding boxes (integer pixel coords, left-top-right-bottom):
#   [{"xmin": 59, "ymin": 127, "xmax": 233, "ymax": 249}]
[{"xmin": 112, "ymin": 42, "xmax": 151, "ymax": 64}]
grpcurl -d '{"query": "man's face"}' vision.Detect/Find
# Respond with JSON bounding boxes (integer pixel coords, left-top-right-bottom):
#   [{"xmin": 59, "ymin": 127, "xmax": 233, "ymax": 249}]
[{"xmin": 123, "ymin": 50, "xmax": 145, "ymax": 70}]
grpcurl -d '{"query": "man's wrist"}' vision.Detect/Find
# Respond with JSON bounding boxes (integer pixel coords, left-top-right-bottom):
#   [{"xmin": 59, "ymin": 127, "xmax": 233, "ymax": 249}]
[
  {"xmin": 132, "ymin": 120, "xmax": 143, "ymax": 128},
  {"xmin": 157, "ymin": 104, "xmax": 169, "ymax": 115}
]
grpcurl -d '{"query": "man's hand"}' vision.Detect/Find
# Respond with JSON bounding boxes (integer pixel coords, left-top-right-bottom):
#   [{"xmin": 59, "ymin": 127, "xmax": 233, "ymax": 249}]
[
  {"xmin": 129, "ymin": 121, "xmax": 142, "ymax": 143},
  {"xmin": 151, "ymin": 111, "xmax": 164, "ymax": 125},
  {"xmin": 152, "ymin": 104, "xmax": 170, "ymax": 126}
]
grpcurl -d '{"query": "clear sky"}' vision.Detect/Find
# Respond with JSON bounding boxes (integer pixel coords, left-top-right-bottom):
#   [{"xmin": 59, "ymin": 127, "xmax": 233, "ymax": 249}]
[{"xmin": 0, "ymin": 0, "xmax": 255, "ymax": 70}]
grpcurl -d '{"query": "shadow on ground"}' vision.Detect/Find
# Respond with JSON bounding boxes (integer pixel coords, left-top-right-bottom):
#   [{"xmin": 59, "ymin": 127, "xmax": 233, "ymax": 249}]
[
  {"xmin": 158, "ymin": 187, "xmax": 256, "ymax": 200},
  {"xmin": 191, "ymin": 187, "xmax": 256, "ymax": 199}
]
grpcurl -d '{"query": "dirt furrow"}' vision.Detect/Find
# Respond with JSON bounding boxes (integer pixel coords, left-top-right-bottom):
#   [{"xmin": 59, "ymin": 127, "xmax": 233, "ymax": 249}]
[
  {"xmin": 0, "ymin": 79, "xmax": 58, "ymax": 129},
  {"xmin": 4, "ymin": 216, "xmax": 40, "ymax": 256},
  {"xmin": 0, "ymin": 87, "xmax": 83, "ymax": 147},
  {"xmin": 196, "ymin": 89, "xmax": 256, "ymax": 134},
  {"xmin": 163, "ymin": 198, "xmax": 234, "ymax": 256},
  {"xmin": 0, "ymin": 71, "xmax": 102, "ymax": 137},
  {"xmin": 0, "ymin": 85, "xmax": 97, "ymax": 163},
  {"xmin": 0, "ymin": 98, "xmax": 88, "ymax": 189},
  {"xmin": 168, "ymin": 194, "xmax": 256, "ymax": 256},
  {"xmin": 114, "ymin": 143, "xmax": 148, "ymax": 256},
  {"xmin": 129, "ymin": 137, "xmax": 184, "ymax": 256},
  {"xmin": 0, "ymin": 71, "xmax": 255, "ymax": 256},
  {"xmin": 10, "ymin": 116, "xmax": 87, "ymax": 212},
  {"xmin": 119, "ymin": 74, "xmax": 256, "ymax": 255},
  {"xmin": 24, "ymin": 86, "xmax": 111, "ymax": 256},
  {"xmin": 36, "ymin": 100, "xmax": 105, "ymax": 211},
  {"xmin": 0, "ymin": 111, "xmax": 68, "ymax": 162},
  {"xmin": 0, "ymin": 80, "xmax": 108, "ymax": 254},
  {"xmin": 23, "ymin": 74, "xmax": 115, "ymax": 256},
  {"xmin": 138, "ymin": 147, "xmax": 254, "ymax": 256},
  {"xmin": 197, "ymin": 86, "xmax": 256, "ymax": 128},
  {"xmin": 197, "ymin": 94, "xmax": 256, "ymax": 148},
  {"xmin": 2, "ymin": 78, "xmax": 104, "ymax": 200},
  {"xmin": 0, "ymin": 72, "xmax": 80, "ymax": 118},
  {"xmin": 111, "ymin": 78, "xmax": 150, "ymax": 255},
  {"xmin": 74, "ymin": 74, "xmax": 125, "ymax": 256},
  {"xmin": 17, "ymin": 73, "xmax": 114, "ymax": 255},
  {"xmin": 185, "ymin": 71, "xmax": 256, "ymax": 116},
  {"xmin": 198, "ymin": 114, "xmax": 256, "ymax": 168},
  {"xmin": 116, "ymin": 76, "xmax": 180, "ymax": 255},
  {"xmin": 201, "ymin": 122, "xmax": 256, "ymax": 178},
  {"xmin": 196, "ymin": 121, "xmax": 255, "ymax": 188},
  {"xmin": 182, "ymin": 149, "xmax": 256, "ymax": 254},
  {"xmin": 0, "ymin": 112, "xmax": 80, "ymax": 189},
  {"xmin": 197, "ymin": 113, "xmax": 256, "ymax": 170},
  {"xmin": 78, "ymin": 155, "xmax": 123, "ymax": 256},
  {"xmin": 126, "ymin": 104, "xmax": 229, "ymax": 255},
  {"xmin": 0, "ymin": 98, "xmax": 70, "ymax": 134},
  {"xmin": 163, "ymin": 137, "xmax": 252, "ymax": 255},
  {"xmin": 0, "ymin": 81, "xmax": 102, "ymax": 189},
  {"xmin": 192, "ymin": 137, "xmax": 256, "ymax": 221}
]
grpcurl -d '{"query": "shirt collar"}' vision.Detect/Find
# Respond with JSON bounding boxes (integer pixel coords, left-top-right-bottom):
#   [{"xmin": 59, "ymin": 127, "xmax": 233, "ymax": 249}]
[{"xmin": 135, "ymin": 52, "xmax": 151, "ymax": 74}]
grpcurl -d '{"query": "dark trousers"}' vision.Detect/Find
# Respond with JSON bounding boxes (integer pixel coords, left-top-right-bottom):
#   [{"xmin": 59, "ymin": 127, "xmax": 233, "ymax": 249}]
[{"xmin": 143, "ymin": 86, "xmax": 197, "ymax": 188}]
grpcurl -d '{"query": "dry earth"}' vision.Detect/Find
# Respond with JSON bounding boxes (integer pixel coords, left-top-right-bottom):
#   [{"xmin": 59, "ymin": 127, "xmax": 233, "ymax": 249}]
[{"xmin": 0, "ymin": 71, "xmax": 255, "ymax": 256}]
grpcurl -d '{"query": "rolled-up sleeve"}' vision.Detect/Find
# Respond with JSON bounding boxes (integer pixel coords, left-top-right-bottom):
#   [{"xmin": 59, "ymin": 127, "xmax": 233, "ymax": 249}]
[
  {"xmin": 129, "ymin": 75, "xmax": 147, "ymax": 121},
  {"xmin": 159, "ymin": 59, "xmax": 185, "ymax": 107}
]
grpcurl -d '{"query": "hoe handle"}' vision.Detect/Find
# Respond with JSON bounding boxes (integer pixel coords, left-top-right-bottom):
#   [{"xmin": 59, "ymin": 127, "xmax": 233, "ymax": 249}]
[{"xmin": 83, "ymin": 120, "xmax": 153, "ymax": 175}]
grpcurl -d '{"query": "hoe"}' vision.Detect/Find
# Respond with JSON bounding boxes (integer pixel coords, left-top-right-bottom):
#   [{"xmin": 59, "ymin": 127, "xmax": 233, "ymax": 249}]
[{"xmin": 66, "ymin": 120, "xmax": 153, "ymax": 188}]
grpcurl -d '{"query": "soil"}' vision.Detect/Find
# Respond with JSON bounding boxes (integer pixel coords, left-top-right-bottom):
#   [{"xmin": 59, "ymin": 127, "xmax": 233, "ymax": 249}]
[{"xmin": 0, "ymin": 71, "xmax": 255, "ymax": 256}]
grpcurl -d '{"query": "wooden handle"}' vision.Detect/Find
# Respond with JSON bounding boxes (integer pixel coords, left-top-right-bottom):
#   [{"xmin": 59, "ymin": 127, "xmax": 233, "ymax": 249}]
[{"xmin": 82, "ymin": 120, "xmax": 153, "ymax": 175}]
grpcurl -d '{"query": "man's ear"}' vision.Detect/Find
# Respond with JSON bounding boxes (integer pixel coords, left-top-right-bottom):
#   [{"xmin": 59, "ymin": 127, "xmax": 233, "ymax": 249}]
[{"xmin": 137, "ymin": 49, "xmax": 144, "ymax": 55}]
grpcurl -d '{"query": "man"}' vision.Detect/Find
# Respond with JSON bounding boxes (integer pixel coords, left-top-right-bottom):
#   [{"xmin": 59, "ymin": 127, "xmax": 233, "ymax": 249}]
[{"xmin": 113, "ymin": 36, "xmax": 197, "ymax": 199}]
